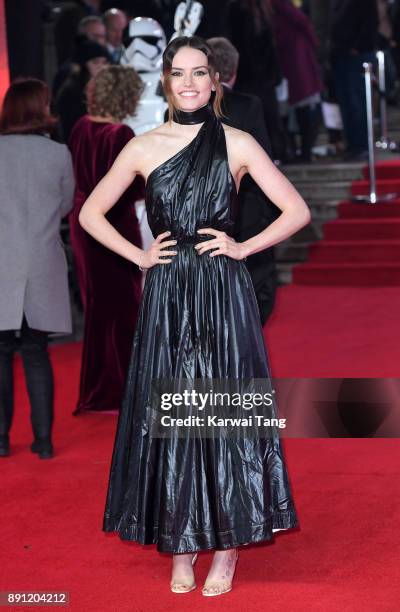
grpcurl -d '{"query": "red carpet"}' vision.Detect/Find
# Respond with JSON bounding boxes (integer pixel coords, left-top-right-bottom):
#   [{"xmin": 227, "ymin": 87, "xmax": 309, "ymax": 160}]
[
  {"xmin": 293, "ymin": 160, "xmax": 400, "ymax": 286},
  {"xmin": 3, "ymin": 283, "xmax": 400, "ymax": 611}
]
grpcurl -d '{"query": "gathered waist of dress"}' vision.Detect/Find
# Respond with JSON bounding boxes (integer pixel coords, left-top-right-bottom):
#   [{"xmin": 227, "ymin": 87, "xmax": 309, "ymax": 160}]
[
  {"xmin": 168, "ymin": 232, "xmax": 226, "ymax": 245},
  {"xmin": 175, "ymin": 235, "xmax": 207, "ymax": 245}
]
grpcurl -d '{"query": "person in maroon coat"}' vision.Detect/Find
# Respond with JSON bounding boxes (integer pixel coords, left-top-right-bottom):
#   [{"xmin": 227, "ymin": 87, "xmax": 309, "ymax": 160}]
[
  {"xmin": 271, "ymin": 0, "xmax": 323, "ymax": 161},
  {"xmin": 68, "ymin": 65, "xmax": 144, "ymax": 414}
]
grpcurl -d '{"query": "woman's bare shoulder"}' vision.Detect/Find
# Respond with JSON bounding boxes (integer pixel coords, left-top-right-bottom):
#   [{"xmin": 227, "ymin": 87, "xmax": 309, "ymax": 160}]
[
  {"xmin": 125, "ymin": 124, "xmax": 168, "ymax": 151},
  {"xmin": 119, "ymin": 123, "xmax": 174, "ymax": 172},
  {"xmin": 221, "ymin": 122, "xmax": 256, "ymax": 148},
  {"xmin": 221, "ymin": 122, "xmax": 261, "ymax": 175},
  {"xmin": 124, "ymin": 123, "xmax": 177, "ymax": 156}
]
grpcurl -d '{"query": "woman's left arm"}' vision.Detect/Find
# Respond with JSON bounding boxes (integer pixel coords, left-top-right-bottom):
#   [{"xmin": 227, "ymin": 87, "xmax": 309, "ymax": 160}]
[
  {"xmin": 234, "ymin": 131, "xmax": 311, "ymax": 258},
  {"xmin": 197, "ymin": 131, "xmax": 311, "ymax": 261}
]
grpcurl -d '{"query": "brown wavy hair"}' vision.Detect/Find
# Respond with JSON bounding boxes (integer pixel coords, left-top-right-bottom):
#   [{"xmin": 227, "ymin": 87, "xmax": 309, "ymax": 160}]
[
  {"xmin": 86, "ymin": 65, "xmax": 144, "ymax": 122},
  {"xmin": 0, "ymin": 78, "xmax": 57, "ymax": 135},
  {"xmin": 162, "ymin": 36, "xmax": 224, "ymax": 123}
]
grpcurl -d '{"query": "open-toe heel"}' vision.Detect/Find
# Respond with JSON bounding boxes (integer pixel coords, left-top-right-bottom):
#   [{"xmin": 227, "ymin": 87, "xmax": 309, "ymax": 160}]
[
  {"xmin": 202, "ymin": 550, "xmax": 239, "ymax": 597},
  {"xmin": 170, "ymin": 552, "xmax": 198, "ymax": 593}
]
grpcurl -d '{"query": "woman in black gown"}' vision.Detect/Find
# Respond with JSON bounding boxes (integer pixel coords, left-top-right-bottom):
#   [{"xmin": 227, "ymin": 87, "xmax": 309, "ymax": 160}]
[{"xmin": 79, "ymin": 36, "xmax": 310, "ymax": 596}]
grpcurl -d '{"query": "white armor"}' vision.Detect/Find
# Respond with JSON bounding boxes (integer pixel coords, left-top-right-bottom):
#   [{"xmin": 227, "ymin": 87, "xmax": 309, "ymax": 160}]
[{"xmin": 121, "ymin": 17, "xmax": 168, "ymax": 135}]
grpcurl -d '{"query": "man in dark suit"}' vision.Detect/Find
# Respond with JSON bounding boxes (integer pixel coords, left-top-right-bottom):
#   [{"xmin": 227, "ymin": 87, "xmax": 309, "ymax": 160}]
[{"xmin": 207, "ymin": 37, "xmax": 281, "ymax": 326}]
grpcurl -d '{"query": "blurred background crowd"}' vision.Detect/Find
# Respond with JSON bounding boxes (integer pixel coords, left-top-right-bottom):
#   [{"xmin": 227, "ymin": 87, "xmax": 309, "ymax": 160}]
[{"xmin": 5, "ymin": 0, "xmax": 400, "ymax": 162}]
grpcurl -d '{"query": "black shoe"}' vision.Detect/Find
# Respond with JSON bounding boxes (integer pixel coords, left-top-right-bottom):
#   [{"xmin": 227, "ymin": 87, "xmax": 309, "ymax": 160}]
[
  {"xmin": 31, "ymin": 438, "xmax": 54, "ymax": 459},
  {"xmin": 0, "ymin": 435, "xmax": 10, "ymax": 457}
]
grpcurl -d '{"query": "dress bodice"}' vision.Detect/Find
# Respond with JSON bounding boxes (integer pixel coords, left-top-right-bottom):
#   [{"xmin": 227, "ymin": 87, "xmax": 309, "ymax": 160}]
[{"xmin": 144, "ymin": 115, "xmax": 239, "ymax": 242}]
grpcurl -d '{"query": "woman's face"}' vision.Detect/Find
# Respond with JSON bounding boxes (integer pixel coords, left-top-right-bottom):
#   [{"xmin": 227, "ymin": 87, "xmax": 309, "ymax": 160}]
[
  {"xmin": 164, "ymin": 47, "xmax": 218, "ymax": 112},
  {"xmin": 87, "ymin": 57, "xmax": 109, "ymax": 78}
]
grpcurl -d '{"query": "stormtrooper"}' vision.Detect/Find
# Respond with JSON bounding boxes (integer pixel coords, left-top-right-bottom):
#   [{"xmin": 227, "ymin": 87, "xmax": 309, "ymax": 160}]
[{"xmin": 121, "ymin": 16, "xmax": 167, "ymax": 135}]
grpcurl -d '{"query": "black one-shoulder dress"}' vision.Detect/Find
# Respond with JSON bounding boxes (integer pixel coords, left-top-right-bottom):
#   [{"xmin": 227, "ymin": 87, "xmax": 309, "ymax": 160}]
[{"xmin": 102, "ymin": 111, "xmax": 299, "ymax": 553}]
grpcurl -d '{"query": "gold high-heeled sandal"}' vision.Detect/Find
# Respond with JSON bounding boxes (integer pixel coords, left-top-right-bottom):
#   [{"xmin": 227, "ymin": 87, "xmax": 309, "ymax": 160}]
[
  {"xmin": 170, "ymin": 552, "xmax": 198, "ymax": 593},
  {"xmin": 202, "ymin": 550, "xmax": 239, "ymax": 597}
]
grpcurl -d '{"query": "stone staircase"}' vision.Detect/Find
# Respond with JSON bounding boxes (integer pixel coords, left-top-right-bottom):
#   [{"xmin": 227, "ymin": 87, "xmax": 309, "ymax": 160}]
[
  {"xmin": 275, "ymin": 103, "xmax": 400, "ymax": 285},
  {"xmin": 276, "ymin": 162, "xmax": 365, "ymax": 284}
]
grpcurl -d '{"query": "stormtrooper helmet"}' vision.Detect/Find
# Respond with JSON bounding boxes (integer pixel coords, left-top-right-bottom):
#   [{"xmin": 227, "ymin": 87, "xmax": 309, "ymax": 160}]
[{"xmin": 121, "ymin": 17, "xmax": 166, "ymax": 73}]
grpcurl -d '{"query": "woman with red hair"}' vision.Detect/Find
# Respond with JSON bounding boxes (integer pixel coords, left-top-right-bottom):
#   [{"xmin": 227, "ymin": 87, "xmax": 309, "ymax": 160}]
[{"xmin": 0, "ymin": 78, "xmax": 75, "ymax": 459}]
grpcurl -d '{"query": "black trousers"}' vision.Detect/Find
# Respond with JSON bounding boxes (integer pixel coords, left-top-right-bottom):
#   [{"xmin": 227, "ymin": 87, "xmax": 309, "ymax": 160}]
[
  {"xmin": 0, "ymin": 315, "xmax": 54, "ymax": 439},
  {"xmin": 331, "ymin": 51, "xmax": 376, "ymax": 154}
]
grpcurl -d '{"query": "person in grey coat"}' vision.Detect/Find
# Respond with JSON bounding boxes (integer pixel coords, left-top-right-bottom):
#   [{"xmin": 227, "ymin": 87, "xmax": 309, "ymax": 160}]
[{"xmin": 0, "ymin": 78, "xmax": 75, "ymax": 459}]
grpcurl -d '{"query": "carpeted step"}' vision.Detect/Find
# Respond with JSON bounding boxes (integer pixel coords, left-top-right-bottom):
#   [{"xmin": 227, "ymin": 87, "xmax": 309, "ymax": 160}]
[
  {"xmin": 292, "ymin": 262, "xmax": 400, "ymax": 286},
  {"xmin": 290, "ymin": 159, "xmax": 400, "ymax": 286},
  {"xmin": 307, "ymin": 240, "xmax": 400, "ymax": 262},
  {"xmin": 338, "ymin": 201, "xmax": 400, "ymax": 218},
  {"xmin": 284, "ymin": 162, "xmax": 363, "ymax": 184},
  {"xmin": 351, "ymin": 178, "xmax": 400, "ymax": 197},
  {"xmin": 323, "ymin": 218, "xmax": 400, "ymax": 240},
  {"xmin": 362, "ymin": 160, "xmax": 400, "ymax": 181}
]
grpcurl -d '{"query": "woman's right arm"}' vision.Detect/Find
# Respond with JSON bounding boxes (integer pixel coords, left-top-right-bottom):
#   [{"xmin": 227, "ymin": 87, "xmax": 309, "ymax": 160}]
[
  {"xmin": 78, "ymin": 138, "xmax": 146, "ymax": 267},
  {"xmin": 79, "ymin": 137, "xmax": 178, "ymax": 269}
]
